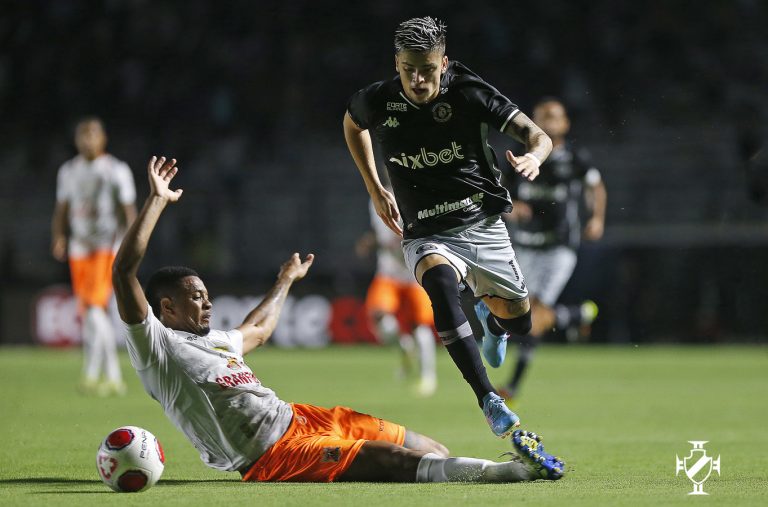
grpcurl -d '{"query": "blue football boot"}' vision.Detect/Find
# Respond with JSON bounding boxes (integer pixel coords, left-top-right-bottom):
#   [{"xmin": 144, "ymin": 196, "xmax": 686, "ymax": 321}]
[
  {"xmin": 482, "ymin": 392, "xmax": 520, "ymax": 437},
  {"xmin": 474, "ymin": 300, "xmax": 509, "ymax": 367},
  {"xmin": 511, "ymin": 429, "xmax": 566, "ymax": 480}
]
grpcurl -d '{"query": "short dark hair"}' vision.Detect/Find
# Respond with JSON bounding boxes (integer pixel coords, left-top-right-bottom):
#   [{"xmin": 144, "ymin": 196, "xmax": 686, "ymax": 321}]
[
  {"xmin": 145, "ymin": 266, "xmax": 200, "ymax": 313},
  {"xmin": 394, "ymin": 16, "xmax": 447, "ymax": 54},
  {"xmin": 75, "ymin": 116, "xmax": 105, "ymax": 133},
  {"xmin": 534, "ymin": 96, "xmax": 565, "ymax": 109}
]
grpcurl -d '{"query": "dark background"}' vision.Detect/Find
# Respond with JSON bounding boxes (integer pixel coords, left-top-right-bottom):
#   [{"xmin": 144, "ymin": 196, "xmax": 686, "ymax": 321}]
[{"xmin": 2, "ymin": 0, "xmax": 767, "ymax": 343}]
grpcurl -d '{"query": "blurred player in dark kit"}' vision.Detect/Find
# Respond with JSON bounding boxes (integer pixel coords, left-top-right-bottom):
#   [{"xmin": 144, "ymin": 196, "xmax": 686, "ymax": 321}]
[{"xmin": 499, "ymin": 98, "xmax": 606, "ymax": 401}]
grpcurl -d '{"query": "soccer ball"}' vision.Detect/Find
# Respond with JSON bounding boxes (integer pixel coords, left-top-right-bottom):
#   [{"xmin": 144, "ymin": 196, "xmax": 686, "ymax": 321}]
[{"xmin": 96, "ymin": 426, "xmax": 165, "ymax": 492}]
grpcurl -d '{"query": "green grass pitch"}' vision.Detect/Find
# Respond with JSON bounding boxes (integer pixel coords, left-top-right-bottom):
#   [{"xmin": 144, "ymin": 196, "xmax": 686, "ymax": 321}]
[{"xmin": 1, "ymin": 344, "xmax": 766, "ymax": 506}]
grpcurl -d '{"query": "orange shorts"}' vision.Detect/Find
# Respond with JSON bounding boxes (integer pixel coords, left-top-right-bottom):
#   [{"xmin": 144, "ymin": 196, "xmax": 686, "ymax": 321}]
[
  {"xmin": 241, "ymin": 403, "xmax": 405, "ymax": 482},
  {"xmin": 365, "ymin": 275, "xmax": 434, "ymax": 328},
  {"xmin": 69, "ymin": 250, "xmax": 115, "ymax": 309}
]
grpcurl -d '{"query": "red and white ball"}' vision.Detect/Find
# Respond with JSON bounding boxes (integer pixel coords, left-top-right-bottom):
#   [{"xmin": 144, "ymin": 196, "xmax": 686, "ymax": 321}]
[{"xmin": 96, "ymin": 426, "xmax": 165, "ymax": 492}]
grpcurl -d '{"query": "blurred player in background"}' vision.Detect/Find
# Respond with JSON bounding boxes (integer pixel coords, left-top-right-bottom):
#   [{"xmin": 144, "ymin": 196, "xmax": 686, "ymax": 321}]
[
  {"xmin": 113, "ymin": 155, "xmax": 565, "ymax": 483},
  {"xmin": 51, "ymin": 117, "xmax": 136, "ymax": 395},
  {"xmin": 344, "ymin": 16, "xmax": 553, "ymax": 437},
  {"xmin": 499, "ymin": 99, "xmax": 606, "ymax": 401},
  {"xmin": 357, "ymin": 198, "xmax": 437, "ymax": 396}
]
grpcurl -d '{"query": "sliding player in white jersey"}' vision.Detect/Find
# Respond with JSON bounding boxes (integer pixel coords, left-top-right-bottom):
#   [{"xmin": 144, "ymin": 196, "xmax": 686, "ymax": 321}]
[
  {"xmin": 51, "ymin": 118, "xmax": 136, "ymax": 395},
  {"xmin": 112, "ymin": 155, "xmax": 565, "ymax": 483},
  {"xmin": 357, "ymin": 199, "xmax": 437, "ymax": 396}
]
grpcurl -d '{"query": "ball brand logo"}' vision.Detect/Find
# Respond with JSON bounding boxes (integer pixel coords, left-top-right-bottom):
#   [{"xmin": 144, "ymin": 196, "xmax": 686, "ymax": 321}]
[
  {"xmin": 675, "ymin": 441, "xmax": 720, "ymax": 495},
  {"xmin": 389, "ymin": 141, "xmax": 464, "ymax": 169}
]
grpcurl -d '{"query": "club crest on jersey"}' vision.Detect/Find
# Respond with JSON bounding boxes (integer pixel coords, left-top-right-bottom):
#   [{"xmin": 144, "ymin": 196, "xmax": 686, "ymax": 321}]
[
  {"xmin": 432, "ymin": 102, "xmax": 452, "ymax": 123},
  {"xmin": 226, "ymin": 357, "xmax": 242, "ymax": 370},
  {"xmin": 386, "ymin": 102, "xmax": 407, "ymax": 112},
  {"xmin": 382, "ymin": 116, "xmax": 400, "ymax": 128}
]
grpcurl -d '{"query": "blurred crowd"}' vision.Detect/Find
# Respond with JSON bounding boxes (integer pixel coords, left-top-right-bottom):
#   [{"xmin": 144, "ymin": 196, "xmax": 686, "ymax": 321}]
[{"xmin": 1, "ymin": 0, "xmax": 767, "ymax": 341}]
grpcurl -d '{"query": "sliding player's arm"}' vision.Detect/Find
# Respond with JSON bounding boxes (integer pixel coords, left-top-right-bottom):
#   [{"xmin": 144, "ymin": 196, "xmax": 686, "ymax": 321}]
[
  {"xmin": 343, "ymin": 112, "xmax": 402, "ymax": 236},
  {"xmin": 503, "ymin": 112, "xmax": 553, "ymax": 181},
  {"xmin": 113, "ymin": 157, "xmax": 183, "ymax": 325},
  {"xmin": 238, "ymin": 253, "xmax": 314, "ymax": 355}
]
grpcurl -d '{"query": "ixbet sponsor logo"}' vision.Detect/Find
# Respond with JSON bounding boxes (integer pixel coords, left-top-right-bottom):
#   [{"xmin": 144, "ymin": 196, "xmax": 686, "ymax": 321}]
[
  {"xmin": 675, "ymin": 441, "xmax": 720, "ymax": 495},
  {"xmin": 389, "ymin": 141, "xmax": 464, "ymax": 169}
]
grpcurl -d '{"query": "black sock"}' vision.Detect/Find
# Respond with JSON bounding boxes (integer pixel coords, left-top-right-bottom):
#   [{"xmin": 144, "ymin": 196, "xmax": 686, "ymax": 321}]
[
  {"xmin": 486, "ymin": 314, "xmax": 507, "ymax": 336},
  {"xmin": 508, "ymin": 339, "xmax": 537, "ymax": 391},
  {"xmin": 421, "ymin": 265, "xmax": 496, "ymax": 407},
  {"xmin": 444, "ymin": 337, "xmax": 497, "ymax": 407}
]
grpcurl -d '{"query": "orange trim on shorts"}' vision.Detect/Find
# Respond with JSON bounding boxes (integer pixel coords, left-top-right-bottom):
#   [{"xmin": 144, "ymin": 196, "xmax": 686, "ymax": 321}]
[
  {"xmin": 365, "ymin": 276, "xmax": 434, "ymax": 328},
  {"xmin": 241, "ymin": 403, "xmax": 405, "ymax": 482},
  {"xmin": 68, "ymin": 249, "xmax": 115, "ymax": 309}
]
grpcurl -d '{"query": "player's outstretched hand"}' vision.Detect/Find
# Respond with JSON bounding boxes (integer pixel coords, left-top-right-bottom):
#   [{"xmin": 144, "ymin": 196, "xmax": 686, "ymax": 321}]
[
  {"xmin": 506, "ymin": 150, "xmax": 540, "ymax": 181},
  {"xmin": 147, "ymin": 156, "xmax": 184, "ymax": 202},
  {"xmin": 279, "ymin": 253, "xmax": 315, "ymax": 282},
  {"xmin": 372, "ymin": 188, "xmax": 403, "ymax": 236}
]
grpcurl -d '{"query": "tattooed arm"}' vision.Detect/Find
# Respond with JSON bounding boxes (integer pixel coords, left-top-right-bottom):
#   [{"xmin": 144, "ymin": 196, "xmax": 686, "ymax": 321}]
[{"xmin": 503, "ymin": 112, "xmax": 553, "ymax": 181}]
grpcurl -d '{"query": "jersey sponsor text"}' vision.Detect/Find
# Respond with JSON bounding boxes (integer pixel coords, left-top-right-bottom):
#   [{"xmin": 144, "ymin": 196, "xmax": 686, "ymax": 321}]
[
  {"xmin": 389, "ymin": 141, "xmax": 464, "ymax": 169},
  {"xmin": 417, "ymin": 192, "xmax": 484, "ymax": 220}
]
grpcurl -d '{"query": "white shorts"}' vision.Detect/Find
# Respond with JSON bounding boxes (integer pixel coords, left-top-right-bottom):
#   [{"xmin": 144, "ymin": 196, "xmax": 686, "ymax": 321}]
[
  {"xmin": 403, "ymin": 216, "xmax": 528, "ymax": 301},
  {"xmin": 514, "ymin": 245, "xmax": 577, "ymax": 307}
]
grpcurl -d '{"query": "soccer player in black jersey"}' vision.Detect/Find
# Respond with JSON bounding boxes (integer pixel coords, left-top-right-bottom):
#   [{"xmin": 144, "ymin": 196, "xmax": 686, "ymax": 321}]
[
  {"xmin": 499, "ymin": 98, "xmax": 607, "ymax": 402},
  {"xmin": 343, "ymin": 16, "xmax": 553, "ymax": 438}
]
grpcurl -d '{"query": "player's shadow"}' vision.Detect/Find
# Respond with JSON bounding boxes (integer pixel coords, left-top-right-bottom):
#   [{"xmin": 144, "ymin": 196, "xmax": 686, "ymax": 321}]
[{"xmin": 1, "ymin": 476, "xmax": 236, "ymax": 494}]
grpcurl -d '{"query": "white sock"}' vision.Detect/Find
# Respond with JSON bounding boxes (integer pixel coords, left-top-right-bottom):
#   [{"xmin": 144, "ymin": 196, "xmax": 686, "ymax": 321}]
[
  {"xmin": 376, "ymin": 314, "xmax": 401, "ymax": 344},
  {"xmin": 416, "ymin": 453, "xmax": 532, "ymax": 483},
  {"xmin": 82, "ymin": 307, "xmax": 103, "ymax": 380},
  {"xmin": 413, "ymin": 325, "xmax": 436, "ymax": 384},
  {"xmin": 93, "ymin": 307, "xmax": 122, "ymax": 383}
]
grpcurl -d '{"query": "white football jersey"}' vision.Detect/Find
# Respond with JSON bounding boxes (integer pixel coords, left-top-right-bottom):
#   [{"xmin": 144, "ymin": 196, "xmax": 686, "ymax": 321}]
[
  {"xmin": 370, "ymin": 200, "xmax": 412, "ymax": 281},
  {"xmin": 124, "ymin": 305, "xmax": 293, "ymax": 472},
  {"xmin": 56, "ymin": 154, "xmax": 136, "ymax": 258}
]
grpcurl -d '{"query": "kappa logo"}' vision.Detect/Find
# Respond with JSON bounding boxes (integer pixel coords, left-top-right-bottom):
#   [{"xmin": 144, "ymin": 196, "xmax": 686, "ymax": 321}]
[
  {"xmin": 321, "ymin": 446, "xmax": 342, "ymax": 463},
  {"xmin": 382, "ymin": 116, "xmax": 400, "ymax": 128},
  {"xmin": 675, "ymin": 441, "xmax": 721, "ymax": 495},
  {"xmin": 389, "ymin": 141, "xmax": 464, "ymax": 169},
  {"xmin": 432, "ymin": 102, "xmax": 453, "ymax": 122},
  {"xmin": 387, "ymin": 102, "xmax": 408, "ymax": 112}
]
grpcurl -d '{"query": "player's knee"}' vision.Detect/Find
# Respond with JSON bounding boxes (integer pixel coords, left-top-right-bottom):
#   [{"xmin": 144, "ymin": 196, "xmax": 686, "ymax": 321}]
[
  {"xmin": 494, "ymin": 309, "xmax": 532, "ymax": 336},
  {"xmin": 420, "ymin": 264, "xmax": 458, "ymax": 300},
  {"xmin": 420, "ymin": 265, "xmax": 466, "ymax": 333}
]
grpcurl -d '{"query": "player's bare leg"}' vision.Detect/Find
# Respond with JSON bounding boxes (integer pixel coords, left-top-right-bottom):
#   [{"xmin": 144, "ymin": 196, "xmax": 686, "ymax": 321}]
[{"xmin": 339, "ymin": 431, "xmax": 563, "ymax": 482}]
